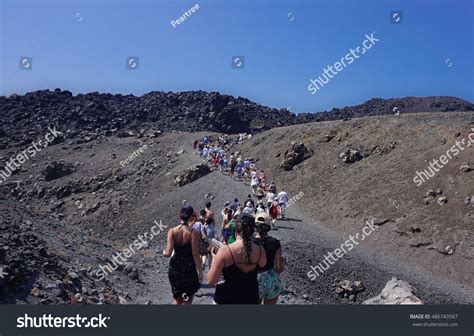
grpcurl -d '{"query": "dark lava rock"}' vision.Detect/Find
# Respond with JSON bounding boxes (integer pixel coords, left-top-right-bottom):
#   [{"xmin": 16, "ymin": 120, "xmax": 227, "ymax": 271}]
[
  {"xmin": 460, "ymin": 163, "xmax": 472, "ymax": 172},
  {"xmin": 0, "ymin": 90, "xmax": 472, "ymax": 150},
  {"xmin": 281, "ymin": 142, "xmax": 313, "ymax": 171},
  {"xmin": 122, "ymin": 263, "xmax": 139, "ymax": 281},
  {"xmin": 42, "ymin": 162, "xmax": 76, "ymax": 181},
  {"xmin": 334, "ymin": 280, "xmax": 365, "ymax": 302},
  {"xmin": 339, "ymin": 148, "xmax": 363, "ymax": 164},
  {"xmin": 174, "ymin": 164, "xmax": 211, "ymax": 186}
]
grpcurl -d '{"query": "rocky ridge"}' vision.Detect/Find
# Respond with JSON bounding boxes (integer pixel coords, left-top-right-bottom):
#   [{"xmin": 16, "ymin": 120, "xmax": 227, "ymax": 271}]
[{"xmin": 1, "ymin": 90, "xmax": 472, "ymax": 152}]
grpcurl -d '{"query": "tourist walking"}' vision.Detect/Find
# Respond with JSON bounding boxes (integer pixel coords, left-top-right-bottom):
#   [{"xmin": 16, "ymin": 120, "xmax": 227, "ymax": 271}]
[
  {"xmin": 163, "ymin": 205, "xmax": 202, "ymax": 304},
  {"xmin": 254, "ymin": 215, "xmax": 284, "ymax": 304},
  {"xmin": 208, "ymin": 213, "xmax": 267, "ymax": 304}
]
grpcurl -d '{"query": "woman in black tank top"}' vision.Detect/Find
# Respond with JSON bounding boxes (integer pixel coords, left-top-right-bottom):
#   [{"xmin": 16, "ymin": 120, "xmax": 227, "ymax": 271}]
[
  {"xmin": 207, "ymin": 213, "xmax": 267, "ymax": 304},
  {"xmin": 163, "ymin": 205, "xmax": 202, "ymax": 304}
]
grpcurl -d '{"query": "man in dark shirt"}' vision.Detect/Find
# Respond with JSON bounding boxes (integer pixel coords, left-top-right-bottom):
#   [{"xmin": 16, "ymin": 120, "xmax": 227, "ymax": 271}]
[{"xmin": 229, "ymin": 198, "xmax": 239, "ymax": 212}]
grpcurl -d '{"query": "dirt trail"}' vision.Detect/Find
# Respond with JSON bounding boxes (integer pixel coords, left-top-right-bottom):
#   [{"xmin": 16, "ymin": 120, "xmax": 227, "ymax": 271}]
[{"xmin": 132, "ymin": 148, "xmax": 474, "ymax": 304}]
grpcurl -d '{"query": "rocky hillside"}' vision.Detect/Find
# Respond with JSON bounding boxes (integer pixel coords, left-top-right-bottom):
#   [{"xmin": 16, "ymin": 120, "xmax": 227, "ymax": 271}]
[
  {"xmin": 1, "ymin": 90, "xmax": 472, "ymax": 150},
  {"xmin": 0, "ymin": 195, "xmax": 127, "ymax": 304},
  {"xmin": 1, "ymin": 125, "xmax": 472, "ymax": 305},
  {"xmin": 236, "ymin": 112, "xmax": 474, "ymax": 288},
  {"xmin": 0, "ymin": 90, "xmax": 293, "ymax": 148},
  {"xmin": 0, "ymin": 131, "xmax": 215, "ymax": 304}
]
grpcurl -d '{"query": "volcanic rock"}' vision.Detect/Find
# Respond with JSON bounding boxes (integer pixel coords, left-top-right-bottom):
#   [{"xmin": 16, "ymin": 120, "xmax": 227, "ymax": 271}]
[
  {"xmin": 460, "ymin": 163, "xmax": 472, "ymax": 172},
  {"xmin": 1, "ymin": 90, "xmax": 472, "ymax": 149},
  {"xmin": 334, "ymin": 280, "xmax": 365, "ymax": 299},
  {"xmin": 281, "ymin": 142, "xmax": 313, "ymax": 171},
  {"xmin": 363, "ymin": 278, "xmax": 423, "ymax": 304},
  {"xmin": 339, "ymin": 148, "xmax": 363, "ymax": 164},
  {"xmin": 42, "ymin": 162, "xmax": 76, "ymax": 181},
  {"xmin": 174, "ymin": 164, "xmax": 211, "ymax": 186},
  {"xmin": 437, "ymin": 196, "xmax": 448, "ymax": 205}
]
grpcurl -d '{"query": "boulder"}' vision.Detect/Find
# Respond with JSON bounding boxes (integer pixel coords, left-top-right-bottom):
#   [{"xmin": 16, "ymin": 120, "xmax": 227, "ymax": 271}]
[
  {"xmin": 371, "ymin": 217, "xmax": 393, "ymax": 226},
  {"xmin": 174, "ymin": 164, "xmax": 211, "ymax": 186},
  {"xmin": 460, "ymin": 163, "xmax": 472, "ymax": 172},
  {"xmin": 465, "ymin": 196, "xmax": 472, "ymax": 206},
  {"xmin": 280, "ymin": 142, "xmax": 313, "ymax": 171},
  {"xmin": 425, "ymin": 189, "xmax": 442, "ymax": 198},
  {"xmin": 334, "ymin": 280, "xmax": 365, "ymax": 302},
  {"xmin": 362, "ymin": 278, "xmax": 423, "ymax": 304},
  {"xmin": 42, "ymin": 162, "xmax": 76, "ymax": 181},
  {"xmin": 122, "ymin": 263, "xmax": 139, "ymax": 281},
  {"xmin": 437, "ymin": 196, "xmax": 448, "ymax": 205},
  {"xmin": 339, "ymin": 148, "xmax": 363, "ymax": 164}
]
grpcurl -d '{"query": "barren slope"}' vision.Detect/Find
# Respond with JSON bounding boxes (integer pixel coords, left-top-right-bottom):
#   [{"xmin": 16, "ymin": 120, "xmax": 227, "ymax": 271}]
[
  {"xmin": 1, "ymin": 113, "xmax": 473, "ymax": 305},
  {"xmin": 236, "ymin": 112, "xmax": 474, "ymax": 288}
]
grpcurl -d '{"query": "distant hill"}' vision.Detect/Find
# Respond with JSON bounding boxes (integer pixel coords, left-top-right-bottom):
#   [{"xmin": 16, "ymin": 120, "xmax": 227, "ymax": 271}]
[
  {"xmin": 0, "ymin": 90, "xmax": 473, "ymax": 148},
  {"xmin": 299, "ymin": 96, "xmax": 474, "ymax": 123}
]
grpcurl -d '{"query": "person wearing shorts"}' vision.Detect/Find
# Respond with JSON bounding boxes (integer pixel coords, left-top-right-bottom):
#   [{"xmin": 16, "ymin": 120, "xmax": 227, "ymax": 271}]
[
  {"xmin": 236, "ymin": 161, "xmax": 244, "ymax": 179},
  {"xmin": 202, "ymin": 146, "xmax": 209, "ymax": 159},
  {"xmin": 244, "ymin": 159, "xmax": 250, "ymax": 171},
  {"xmin": 278, "ymin": 189, "xmax": 289, "ymax": 219},
  {"xmin": 250, "ymin": 175, "xmax": 259, "ymax": 195},
  {"xmin": 266, "ymin": 191, "xmax": 275, "ymax": 208},
  {"xmin": 219, "ymin": 157, "xmax": 225, "ymax": 174},
  {"xmin": 253, "ymin": 216, "xmax": 284, "ymax": 304}
]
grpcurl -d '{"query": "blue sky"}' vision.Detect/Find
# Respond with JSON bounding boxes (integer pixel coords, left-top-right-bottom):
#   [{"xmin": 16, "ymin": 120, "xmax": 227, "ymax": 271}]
[{"xmin": 1, "ymin": 0, "xmax": 473, "ymax": 112}]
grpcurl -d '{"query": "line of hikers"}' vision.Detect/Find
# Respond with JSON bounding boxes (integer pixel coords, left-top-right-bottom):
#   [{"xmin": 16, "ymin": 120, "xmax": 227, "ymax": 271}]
[
  {"xmin": 195, "ymin": 136, "xmax": 290, "ymax": 226},
  {"xmin": 161, "ymin": 136, "xmax": 289, "ymax": 304}
]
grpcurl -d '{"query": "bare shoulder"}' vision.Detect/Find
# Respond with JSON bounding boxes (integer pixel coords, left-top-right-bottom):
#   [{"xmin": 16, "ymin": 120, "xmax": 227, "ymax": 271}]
[{"xmin": 218, "ymin": 244, "xmax": 231, "ymax": 260}]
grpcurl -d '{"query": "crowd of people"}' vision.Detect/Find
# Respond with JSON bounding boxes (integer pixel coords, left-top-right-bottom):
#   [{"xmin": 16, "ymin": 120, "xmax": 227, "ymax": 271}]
[{"xmin": 163, "ymin": 136, "xmax": 289, "ymax": 305}]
